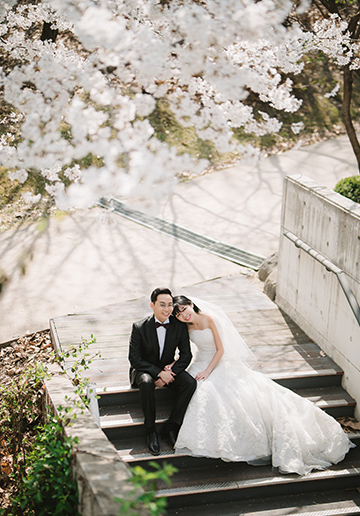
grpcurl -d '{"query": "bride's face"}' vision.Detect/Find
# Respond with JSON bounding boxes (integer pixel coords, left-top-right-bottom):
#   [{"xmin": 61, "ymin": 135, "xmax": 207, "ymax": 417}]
[{"xmin": 175, "ymin": 304, "xmax": 195, "ymax": 324}]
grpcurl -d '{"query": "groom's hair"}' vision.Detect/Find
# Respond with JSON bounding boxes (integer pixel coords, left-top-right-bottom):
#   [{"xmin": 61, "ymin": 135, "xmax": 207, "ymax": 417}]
[{"xmin": 150, "ymin": 287, "xmax": 173, "ymax": 303}]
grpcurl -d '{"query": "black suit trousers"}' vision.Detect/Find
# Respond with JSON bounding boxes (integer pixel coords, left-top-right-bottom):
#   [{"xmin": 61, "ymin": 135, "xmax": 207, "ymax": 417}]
[{"xmin": 135, "ymin": 370, "xmax": 196, "ymax": 431}]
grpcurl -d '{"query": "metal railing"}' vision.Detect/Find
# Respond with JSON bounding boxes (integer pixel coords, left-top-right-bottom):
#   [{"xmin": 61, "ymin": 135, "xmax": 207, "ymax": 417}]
[
  {"xmin": 99, "ymin": 197, "xmax": 266, "ymax": 270},
  {"xmin": 284, "ymin": 230, "xmax": 360, "ymax": 326}
]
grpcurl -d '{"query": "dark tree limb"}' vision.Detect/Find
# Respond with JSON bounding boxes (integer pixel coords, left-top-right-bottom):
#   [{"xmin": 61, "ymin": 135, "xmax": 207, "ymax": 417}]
[
  {"xmin": 316, "ymin": 0, "xmax": 339, "ymax": 16},
  {"xmin": 347, "ymin": 12, "xmax": 360, "ymax": 35},
  {"xmin": 342, "ymin": 64, "xmax": 360, "ymax": 171},
  {"xmin": 40, "ymin": 22, "xmax": 58, "ymax": 42},
  {"xmin": 310, "ymin": 1, "xmax": 360, "ymax": 171}
]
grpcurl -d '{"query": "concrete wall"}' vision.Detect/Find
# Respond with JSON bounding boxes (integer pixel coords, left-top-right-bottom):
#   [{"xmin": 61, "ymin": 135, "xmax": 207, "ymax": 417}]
[{"xmin": 277, "ymin": 175, "xmax": 360, "ymax": 419}]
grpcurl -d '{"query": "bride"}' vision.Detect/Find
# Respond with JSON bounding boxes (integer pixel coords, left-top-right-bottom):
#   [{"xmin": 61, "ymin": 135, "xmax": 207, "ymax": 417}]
[{"xmin": 170, "ymin": 295, "xmax": 355, "ymax": 476}]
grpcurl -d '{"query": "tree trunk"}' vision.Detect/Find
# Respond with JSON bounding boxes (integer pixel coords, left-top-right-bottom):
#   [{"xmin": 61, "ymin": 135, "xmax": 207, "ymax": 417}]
[{"xmin": 342, "ymin": 64, "xmax": 360, "ymax": 172}]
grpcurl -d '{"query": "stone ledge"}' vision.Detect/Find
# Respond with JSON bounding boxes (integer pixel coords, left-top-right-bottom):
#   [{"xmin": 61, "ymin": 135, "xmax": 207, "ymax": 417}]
[{"xmin": 44, "ymin": 363, "xmax": 133, "ymax": 516}]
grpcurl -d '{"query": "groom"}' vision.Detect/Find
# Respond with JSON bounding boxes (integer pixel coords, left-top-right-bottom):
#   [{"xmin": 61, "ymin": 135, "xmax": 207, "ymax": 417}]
[{"xmin": 129, "ymin": 287, "xmax": 196, "ymax": 455}]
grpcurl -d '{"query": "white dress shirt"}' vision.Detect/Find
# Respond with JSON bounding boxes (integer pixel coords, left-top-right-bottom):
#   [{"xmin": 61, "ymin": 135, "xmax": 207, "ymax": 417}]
[{"xmin": 155, "ymin": 317, "xmax": 169, "ymax": 358}]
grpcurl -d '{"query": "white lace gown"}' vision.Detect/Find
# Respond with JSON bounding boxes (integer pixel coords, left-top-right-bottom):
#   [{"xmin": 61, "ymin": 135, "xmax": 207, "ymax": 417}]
[{"xmin": 175, "ymin": 328, "xmax": 355, "ymax": 476}]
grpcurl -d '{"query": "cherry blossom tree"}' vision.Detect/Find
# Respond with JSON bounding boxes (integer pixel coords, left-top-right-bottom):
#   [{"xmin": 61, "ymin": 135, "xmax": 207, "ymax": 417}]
[
  {"xmin": 1, "ymin": 0, "xmax": 359, "ymax": 211},
  {"xmin": 293, "ymin": 2, "xmax": 360, "ymax": 170}
]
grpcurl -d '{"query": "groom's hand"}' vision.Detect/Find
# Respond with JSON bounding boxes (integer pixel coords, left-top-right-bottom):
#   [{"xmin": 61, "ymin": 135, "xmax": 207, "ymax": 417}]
[{"xmin": 158, "ymin": 370, "xmax": 176, "ymax": 385}]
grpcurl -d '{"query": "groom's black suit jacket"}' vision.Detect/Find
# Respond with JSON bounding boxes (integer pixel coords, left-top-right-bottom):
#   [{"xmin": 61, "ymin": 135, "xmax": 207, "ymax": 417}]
[{"xmin": 129, "ymin": 314, "xmax": 192, "ymax": 386}]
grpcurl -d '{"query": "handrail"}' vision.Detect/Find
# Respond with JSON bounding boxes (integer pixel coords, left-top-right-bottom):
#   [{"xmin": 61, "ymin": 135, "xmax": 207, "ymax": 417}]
[{"xmin": 284, "ymin": 230, "xmax": 360, "ymax": 326}]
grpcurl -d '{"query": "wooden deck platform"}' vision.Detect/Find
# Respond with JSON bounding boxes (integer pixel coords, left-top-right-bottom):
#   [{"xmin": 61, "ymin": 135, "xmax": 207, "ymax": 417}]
[{"xmin": 50, "ymin": 274, "xmax": 343, "ymax": 391}]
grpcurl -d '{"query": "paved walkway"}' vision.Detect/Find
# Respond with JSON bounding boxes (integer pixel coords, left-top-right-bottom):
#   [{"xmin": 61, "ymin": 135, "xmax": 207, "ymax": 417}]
[{"xmin": 0, "ymin": 134, "xmax": 358, "ymax": 343}]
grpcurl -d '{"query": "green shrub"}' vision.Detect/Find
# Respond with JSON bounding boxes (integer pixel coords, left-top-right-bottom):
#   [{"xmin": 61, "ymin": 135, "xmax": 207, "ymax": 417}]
[
  {"xmin": 0, "ymin": 364, "xmax": 47, "ymax": 482},
  {"xmin": 11, "ymin": 416, "xmax": 79, "ymax": 516},
  {"xmin": 334, "ymin": 175, "xmax": 360, "ymax": 203},
  {"xmin": 115, "ymin": 461, "xmax": 177, "ymax": 516},
  {"xmin": 0, "ymin": 363, "xmax": 79, "ymax": 516}
]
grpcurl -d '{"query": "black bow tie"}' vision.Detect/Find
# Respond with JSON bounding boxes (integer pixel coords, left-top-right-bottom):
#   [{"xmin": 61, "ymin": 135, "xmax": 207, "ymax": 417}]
[{"xmin": 155, "ymin": 322, "xmax": 170, "ymax": 329}]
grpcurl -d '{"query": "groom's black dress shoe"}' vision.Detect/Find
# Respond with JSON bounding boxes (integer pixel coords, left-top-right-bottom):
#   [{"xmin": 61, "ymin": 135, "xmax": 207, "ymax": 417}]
[
  {"xmin": 161, "ymin": 429, "xmax": 177, "ymax": 449},
  {"xmin": 147, "ymin": 431, "xmax": 160, "ymax": 455}
]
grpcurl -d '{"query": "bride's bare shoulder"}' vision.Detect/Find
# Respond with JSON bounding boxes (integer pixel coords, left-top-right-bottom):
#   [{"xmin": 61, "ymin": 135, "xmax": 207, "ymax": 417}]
[{"xmin": 201, "ymin": 312, "xmax": 214, "ymax": 327}]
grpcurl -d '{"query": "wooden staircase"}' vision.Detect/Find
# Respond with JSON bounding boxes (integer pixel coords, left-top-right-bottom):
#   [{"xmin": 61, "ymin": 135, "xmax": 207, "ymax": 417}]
[
  {"xmin": 98, "ymin": 369, "xmax": 360, "ymax": 516},
  {"xmin": 50, "ymin": 275, "xmax": 360, "ymax": 514}
]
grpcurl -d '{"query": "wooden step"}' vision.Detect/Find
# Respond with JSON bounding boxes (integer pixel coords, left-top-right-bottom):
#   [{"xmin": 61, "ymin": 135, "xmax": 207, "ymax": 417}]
[
  {"xmin": 111, "ymin": 433, "xmax": 360, "ymax": 512},
  {"xmin": 292, "ymin": 385, "xmax": 356, "ymax": 418},
  {"xmin": 109, "ymin": 432, "xmax": 360, "ymax": 466},
  {"xmin": 102, "ymin": 418, "xmax": 172, "ymax": 441},
  {"xmin": 164, "ymin": 488, "xmax": 360, "ymax": 516},
  {"xmin": 151, "ymin": 446, "xmax": 360, "ymax": 509},
  {"xmin": 99, "ymin": 384, "xmax": 356, "ymax": 440},
  {"xmin": 273, "ymin": 370, "xmax": 343, "ymax": 389},
  {"xmin": 98, "ymin": 384, "xmax": 176, "ymax": 407},
  {"xmin": 95, "ymin": 368, "xmax": 345, "ymax": 406}
]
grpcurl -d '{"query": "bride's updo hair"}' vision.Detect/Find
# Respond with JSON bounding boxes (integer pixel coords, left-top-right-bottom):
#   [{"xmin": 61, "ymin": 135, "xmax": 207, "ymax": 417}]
[{"xmin": 173, "ymin": 295, "xmax": 200, "ymax": 316}]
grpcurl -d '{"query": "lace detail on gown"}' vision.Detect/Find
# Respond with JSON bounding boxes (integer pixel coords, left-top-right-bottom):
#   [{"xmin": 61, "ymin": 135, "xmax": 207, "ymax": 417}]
[{"xmin": 175, "ymin": 328, "xmax": 355, "ymax": 476}]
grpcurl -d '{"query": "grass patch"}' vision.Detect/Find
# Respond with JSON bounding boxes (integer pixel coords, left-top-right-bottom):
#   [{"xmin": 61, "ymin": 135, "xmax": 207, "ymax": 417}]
[
  {"xmin": 148, "ymin": 53, "xmax": 360, "ymax": 165},
  {"xmin": 0, "ymin": 167, "xmax": 58, "ymax": 232},
  {"xmin": 232, "ymin": 53, "xmax": 352, "ymax": 154},
  {"xmin": 148, "ymin": 99, "xmax": 223, "ymax": 166}
]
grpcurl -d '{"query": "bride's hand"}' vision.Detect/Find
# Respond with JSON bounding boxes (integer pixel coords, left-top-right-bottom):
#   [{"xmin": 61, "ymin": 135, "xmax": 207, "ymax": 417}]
[{"xmin": 195, "ymin": 370, "xmax": 210, "ymax": 381}]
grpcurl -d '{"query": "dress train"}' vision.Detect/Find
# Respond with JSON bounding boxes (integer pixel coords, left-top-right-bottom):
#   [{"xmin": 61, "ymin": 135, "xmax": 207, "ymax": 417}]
[{"xmin": 175, "ymin": 328, "xmax": 355, "ymax": 476}]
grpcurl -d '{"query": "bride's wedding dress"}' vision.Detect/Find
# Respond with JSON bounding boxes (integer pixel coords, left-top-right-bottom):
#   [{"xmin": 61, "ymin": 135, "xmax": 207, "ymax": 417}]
[{"xmin": 175, "ymin": 327, "xmax": 355, "ymax": 476}]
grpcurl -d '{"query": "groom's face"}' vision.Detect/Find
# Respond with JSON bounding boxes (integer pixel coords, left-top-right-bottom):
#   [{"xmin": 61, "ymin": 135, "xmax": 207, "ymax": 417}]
[{"xmin": 151, "ymin": 293, "xmax": 173, "ymax": 322}]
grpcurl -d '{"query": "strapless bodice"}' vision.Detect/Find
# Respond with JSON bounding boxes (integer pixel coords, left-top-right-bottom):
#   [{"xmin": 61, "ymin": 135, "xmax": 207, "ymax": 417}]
[{"xmin": 189, "ymin": 328, "xmax": 215, "ymax": 362}]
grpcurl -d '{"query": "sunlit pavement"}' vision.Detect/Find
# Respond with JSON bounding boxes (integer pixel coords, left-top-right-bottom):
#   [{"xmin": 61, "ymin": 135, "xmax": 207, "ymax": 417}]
[{"xmin": 0, "ymin": 134, "xmax": 358, "ymax": 343}]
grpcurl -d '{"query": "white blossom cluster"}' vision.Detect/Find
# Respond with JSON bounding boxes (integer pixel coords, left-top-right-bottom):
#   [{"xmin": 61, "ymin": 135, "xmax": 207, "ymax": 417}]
[
  {"xmin": 0, "ymin": 1, "xmax": 357, "ymax": 209},
  {"xmin": 311, "ymin": 15, "xmax": 360, "ymax": 69}
]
